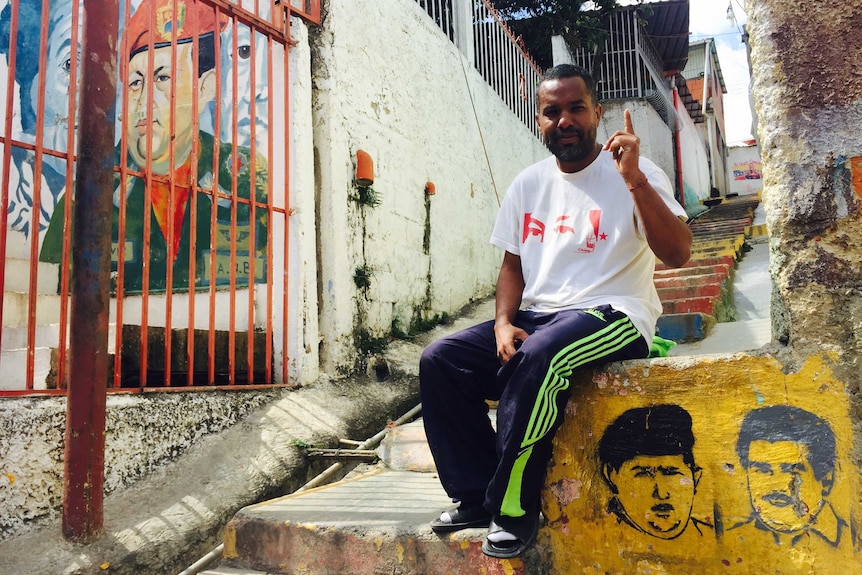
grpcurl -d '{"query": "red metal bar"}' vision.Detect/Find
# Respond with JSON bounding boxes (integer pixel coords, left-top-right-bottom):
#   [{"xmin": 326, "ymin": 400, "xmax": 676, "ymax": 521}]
[
  {"xmin": 23, "ymin": 0, "xmax": 52, "ymax": 390},
  {"xmin": 245, "ymin": 18, "xmax": 256, "ymax": 384},
  {"xmin": 186, "ymin": 3, "xmax": 212, "ymax": 387},
  {"xmin": 281, "ymin": 3, "xmax": 290, "ymax": 384},
  {"xmin": 228, "ymin": 9, "xmax": 239, "ymax": 385},
  {"xmin": 57, "ymin": 1, "xmax": 83, "ymax": 391},
  {"xmin": 112, "ymin": 0, "xmax": 133, "ymax": 389},
  {"xmin": 162, "ymin": 0, "xmax": 182, "ymax": 386},
  {"xmin": 264, "ymin": 24, "xmax": 274, "ymax": 384},
  {"xmin": 0, "ymin": 0, "xmax": 20, "ymax": 364},
  {"xmin": 62, "ymin": 0, "xmax": 119, "ymax": 542}
]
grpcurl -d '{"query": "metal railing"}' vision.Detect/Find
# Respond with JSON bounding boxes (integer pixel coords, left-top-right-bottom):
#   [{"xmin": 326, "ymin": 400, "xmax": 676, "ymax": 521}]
[
  {"xmin": 0, "ymin": 0, "xmax": 293, "ymax": 394},
  {"xmin": 288, "ymin": 0, "xmax": 321, "ymax": 25},
  {"xmin": 570, "ymin": 9, "xmax": 675, "ymax": 131},
  {"xmin": 416, "ymin": 0, "xmax": 543, "ymax": 140}
]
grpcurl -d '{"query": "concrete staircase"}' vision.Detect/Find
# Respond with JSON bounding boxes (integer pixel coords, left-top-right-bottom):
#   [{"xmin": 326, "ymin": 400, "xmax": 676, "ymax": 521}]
[
  {"xmin": 197, "ymin": 193, "xmax": 774, "ymax": 575},
  {"xmin": 654, "ymin": 194, "xmax": 766, "ymax": 343},
  {"xmin": 1, "ymin": 228, "xmax": 64, "ymax": 390},
  {"xmin": 201, "ymin": 420, "xmax": 510, "ymax": 575}
]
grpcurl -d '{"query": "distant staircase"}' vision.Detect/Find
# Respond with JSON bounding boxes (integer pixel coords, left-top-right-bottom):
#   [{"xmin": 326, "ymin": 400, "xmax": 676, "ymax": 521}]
[{"xmin": 655, "ymin": 194, "xmax": 766, "ymax": 343}]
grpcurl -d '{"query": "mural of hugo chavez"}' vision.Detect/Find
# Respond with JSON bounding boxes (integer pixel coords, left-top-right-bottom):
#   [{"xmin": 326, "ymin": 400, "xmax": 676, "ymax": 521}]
[{"xmin": 40, "ymin": 0, "xmax": 269, "ymax": 294}]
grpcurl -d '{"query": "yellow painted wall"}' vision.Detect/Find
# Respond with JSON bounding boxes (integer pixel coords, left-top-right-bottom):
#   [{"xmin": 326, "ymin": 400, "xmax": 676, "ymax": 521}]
[{"xmin": 542, "ymin": 354, "xmax": 860, "ymax": 574}]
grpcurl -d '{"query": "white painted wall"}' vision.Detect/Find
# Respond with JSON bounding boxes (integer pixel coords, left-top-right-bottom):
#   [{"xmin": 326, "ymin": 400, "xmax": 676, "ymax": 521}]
[
  {"xmin": 599, "ymin": 100, "xmax": 675, "ymax": 188},
  {"xmin": 311, "ymin": 0, "xmax": 548, "ymax": 374},
  {"xmin": 676, "ymin": 103, "xmax": 712, "ymax": 215}
]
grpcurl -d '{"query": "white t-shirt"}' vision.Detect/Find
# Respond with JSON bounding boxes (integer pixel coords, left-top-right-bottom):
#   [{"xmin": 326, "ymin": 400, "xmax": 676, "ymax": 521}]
[{"xmin": 490, "ymin": 151, "xmax": 687, "ymax": 346}]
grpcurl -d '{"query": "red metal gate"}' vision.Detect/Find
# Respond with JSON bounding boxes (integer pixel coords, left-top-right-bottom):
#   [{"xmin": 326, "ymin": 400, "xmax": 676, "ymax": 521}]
[{"xmin": 0, "ymin": 0, "xmax": 316, "ymax": 394}]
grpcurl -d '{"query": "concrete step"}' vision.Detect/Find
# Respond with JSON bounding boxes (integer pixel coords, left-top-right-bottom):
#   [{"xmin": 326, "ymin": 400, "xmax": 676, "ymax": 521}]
[
  {"xmin": 657, "ymin": 283, "xmax": 723, "ymax": 301},
  {"xmin": 218, "ymin": 469, "xmax": 529, "ymax": 575},
  {"xmin": 662, "ymin": 294, "xmax": 735, "ymax": 322},
  {"xmin": 0, "ymin": 323, "xmax": 63, "ymax": 352},
  {"xmin": 3, "ymin": 257, "xmax": 60, "ymax": 294},
  {"xmin": 654, "ymin": 271, "xmax": 730, "ymax": 287},
  {"xmin": 655, "ymin": 255, "xmax": 736, "ymax": 272},
  {"xmin": 654, "ymin": 265, "xmax": 732, "ymax": 280},
  {"xmin": 2, "ymin": 291, "xmax": 64, "ymax": 328},
  {"xmin": 0, "ymin": 347, "xmax": 55, "ymax": 390}
]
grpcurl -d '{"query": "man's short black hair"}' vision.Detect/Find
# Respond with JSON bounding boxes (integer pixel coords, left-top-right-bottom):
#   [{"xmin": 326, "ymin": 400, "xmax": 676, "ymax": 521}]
[
  {"xmin": 598, "ymin": 404, "xmax": 696, "ymax": 472},
  {"xmin": 736, "ymin": 405, "xmax": 836, "ymax": 483},
  {"xmin": 538, "ymin": 63, "xmax": 599, "ymax": 106}
]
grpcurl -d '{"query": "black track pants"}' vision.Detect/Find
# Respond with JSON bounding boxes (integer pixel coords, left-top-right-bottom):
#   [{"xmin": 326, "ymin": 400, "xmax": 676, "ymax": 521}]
[{"xmin": 419, "ymin": 305, "xmax": 649, "ymax": 518}]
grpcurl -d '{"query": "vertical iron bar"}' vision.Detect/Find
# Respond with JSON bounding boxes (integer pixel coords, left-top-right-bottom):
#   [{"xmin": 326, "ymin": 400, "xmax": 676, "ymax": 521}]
[
  {"xmin": 62, "ymin": 0, "xmax": 118, "ymax": 542},
  {"xmin": 0, "ymin": 0, "xmax": 21, "ymax": 367}
]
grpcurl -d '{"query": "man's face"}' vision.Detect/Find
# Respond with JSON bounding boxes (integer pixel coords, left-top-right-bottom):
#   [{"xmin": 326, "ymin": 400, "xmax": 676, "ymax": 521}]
[
  {"xmin": 34, "ymin": 2, "xmax": 83, "ymax": 154},
  {"xmin": 745, "ymin": 440, "xmax": 826, "ymax": 533},
  {"xmin": 535, "ymin": 75, "xmax": 601, "ymax": 172},
  {"xmin": 219, "ymin": 20, "xmax": 269, "ymax": 150},
  {"xmin": 608, "ymin": 454, "xmax": 698, "ymax": 539},
  {"xmin": 126, "ymin": 42, "xmax": 199, "ymax": 173}
]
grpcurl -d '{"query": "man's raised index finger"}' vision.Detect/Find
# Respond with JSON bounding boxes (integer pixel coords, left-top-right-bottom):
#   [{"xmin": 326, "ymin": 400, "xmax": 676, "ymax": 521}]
[{"xmin": 624, "ymin": 108, "xmax": 635, "ymax": 134}]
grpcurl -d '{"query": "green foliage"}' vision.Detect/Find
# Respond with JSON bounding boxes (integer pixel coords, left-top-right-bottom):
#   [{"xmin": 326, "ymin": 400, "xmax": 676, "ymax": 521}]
[
  {"xmin": 356, "ymin": 185, "xmax": 381, "ymax": 207},
  {"xmin": 492, "ymin": 0, "xmax": 626, "ymax": 71},
  {"xmin": 353, "ymin": 264, "xmax": 373, "ymax": 290},
  {"xmin": 356, "ymin": 328, "xmax": 389, "ymax": 356},
  {"xmin": 391, "ymin": 310, "xmax": 452, "ymax": 340}
]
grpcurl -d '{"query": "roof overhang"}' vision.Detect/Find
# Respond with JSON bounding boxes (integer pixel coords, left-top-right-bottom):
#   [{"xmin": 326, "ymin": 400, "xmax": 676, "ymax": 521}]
[{"xmin": 638, "ymin": 0, "xmax": 691, "ymax": 73}]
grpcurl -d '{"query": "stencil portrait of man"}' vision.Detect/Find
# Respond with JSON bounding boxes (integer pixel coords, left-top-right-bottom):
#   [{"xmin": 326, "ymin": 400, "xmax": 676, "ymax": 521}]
[
  {"xmin": 731, "ymin": 405, "xmax": 847, "ymax": 547},
  {"xmin": 597, "ymin": 404, "xmax": 711, "ymax": 540}
]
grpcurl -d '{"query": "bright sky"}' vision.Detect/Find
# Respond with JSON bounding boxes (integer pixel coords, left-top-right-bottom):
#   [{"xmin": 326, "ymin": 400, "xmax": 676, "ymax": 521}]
[{"xmin": 688, "ymin": 0, "xmax": 754, "ymax": 143}]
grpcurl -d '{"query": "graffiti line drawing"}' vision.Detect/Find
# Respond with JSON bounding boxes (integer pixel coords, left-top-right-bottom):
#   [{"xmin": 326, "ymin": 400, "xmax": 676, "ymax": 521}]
[
  {"xmin": 731, "ymin": 405, "xmax": 847, "ymax": 547},
  {"xmin": 597, "ymin": 404, "xmax": 710, "ymax": 539}
]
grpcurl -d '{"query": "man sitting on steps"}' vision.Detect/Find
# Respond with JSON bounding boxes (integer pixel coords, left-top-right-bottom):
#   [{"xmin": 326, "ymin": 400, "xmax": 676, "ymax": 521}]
[{"xmin": 419, "ymin": 64, "xmax": 692, "ymax": 559}]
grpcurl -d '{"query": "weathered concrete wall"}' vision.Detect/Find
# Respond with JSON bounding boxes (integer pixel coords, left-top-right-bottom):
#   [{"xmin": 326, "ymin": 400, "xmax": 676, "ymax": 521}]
[
  {"xmin": 676, "ymin": 99, "xmax": 712, "ymax": 213},
  {"xmin": 747, "ymin": 0, "xmax": 862, "ymax": 363},
  {"xmin": 311, "ymin": 0, "xmax": 548, "ymax": 375},
  {"xmin": 744, "ymin": 3, "xmax": 862, "ymax": 568},
  {"xmin": 599, "ymin": 100, "xmax": 675, "ymax": 185},
  {"xmin": 0, "ymin": 390, "xmax": 278, "ymax": 541},
  {"xmin": 543, "ymin": 354, "xmax": 861, "ymax": 573}
]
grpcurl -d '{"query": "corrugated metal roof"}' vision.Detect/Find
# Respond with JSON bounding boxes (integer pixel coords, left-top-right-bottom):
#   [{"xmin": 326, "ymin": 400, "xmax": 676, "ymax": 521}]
[{"xmin": 623, "ymin": 0, "xmax": 691, "ymax": 73}]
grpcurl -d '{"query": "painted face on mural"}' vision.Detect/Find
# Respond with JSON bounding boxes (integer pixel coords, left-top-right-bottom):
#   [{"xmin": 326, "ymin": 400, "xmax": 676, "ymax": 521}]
[
  {"xmin": 126, "ymin": 42, "xmax": 215, "ymax": 173},
  {"xmin": 745, "ymin": 440, "xmax": 827, "ymax": 533},
  {"xmin": 606, "ymin": 454, "xmax": 700, "ymax": 539},
  {"xmin": 219, "ymin": 16, "xmax": 269, "ymax": 150},
  {"xmin": 34, "ymin": 0, "xmax": 83, "ymax": 154}
]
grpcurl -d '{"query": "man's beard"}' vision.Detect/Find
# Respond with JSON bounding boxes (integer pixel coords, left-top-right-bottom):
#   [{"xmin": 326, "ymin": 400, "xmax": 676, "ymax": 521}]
[{"xmin": 546, "ymin": 126, "xmax": 597, "ymax": 163}]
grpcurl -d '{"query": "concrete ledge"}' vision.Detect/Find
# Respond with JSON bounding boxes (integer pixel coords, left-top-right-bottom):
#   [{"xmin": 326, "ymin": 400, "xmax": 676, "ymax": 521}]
[
  {"xmin": 221, "ymin": 469, "xmax": 545, "ymax": 574},
  {"xmin": 544, "ymin": 353, "xmax": 860, "ymax": 574}
]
